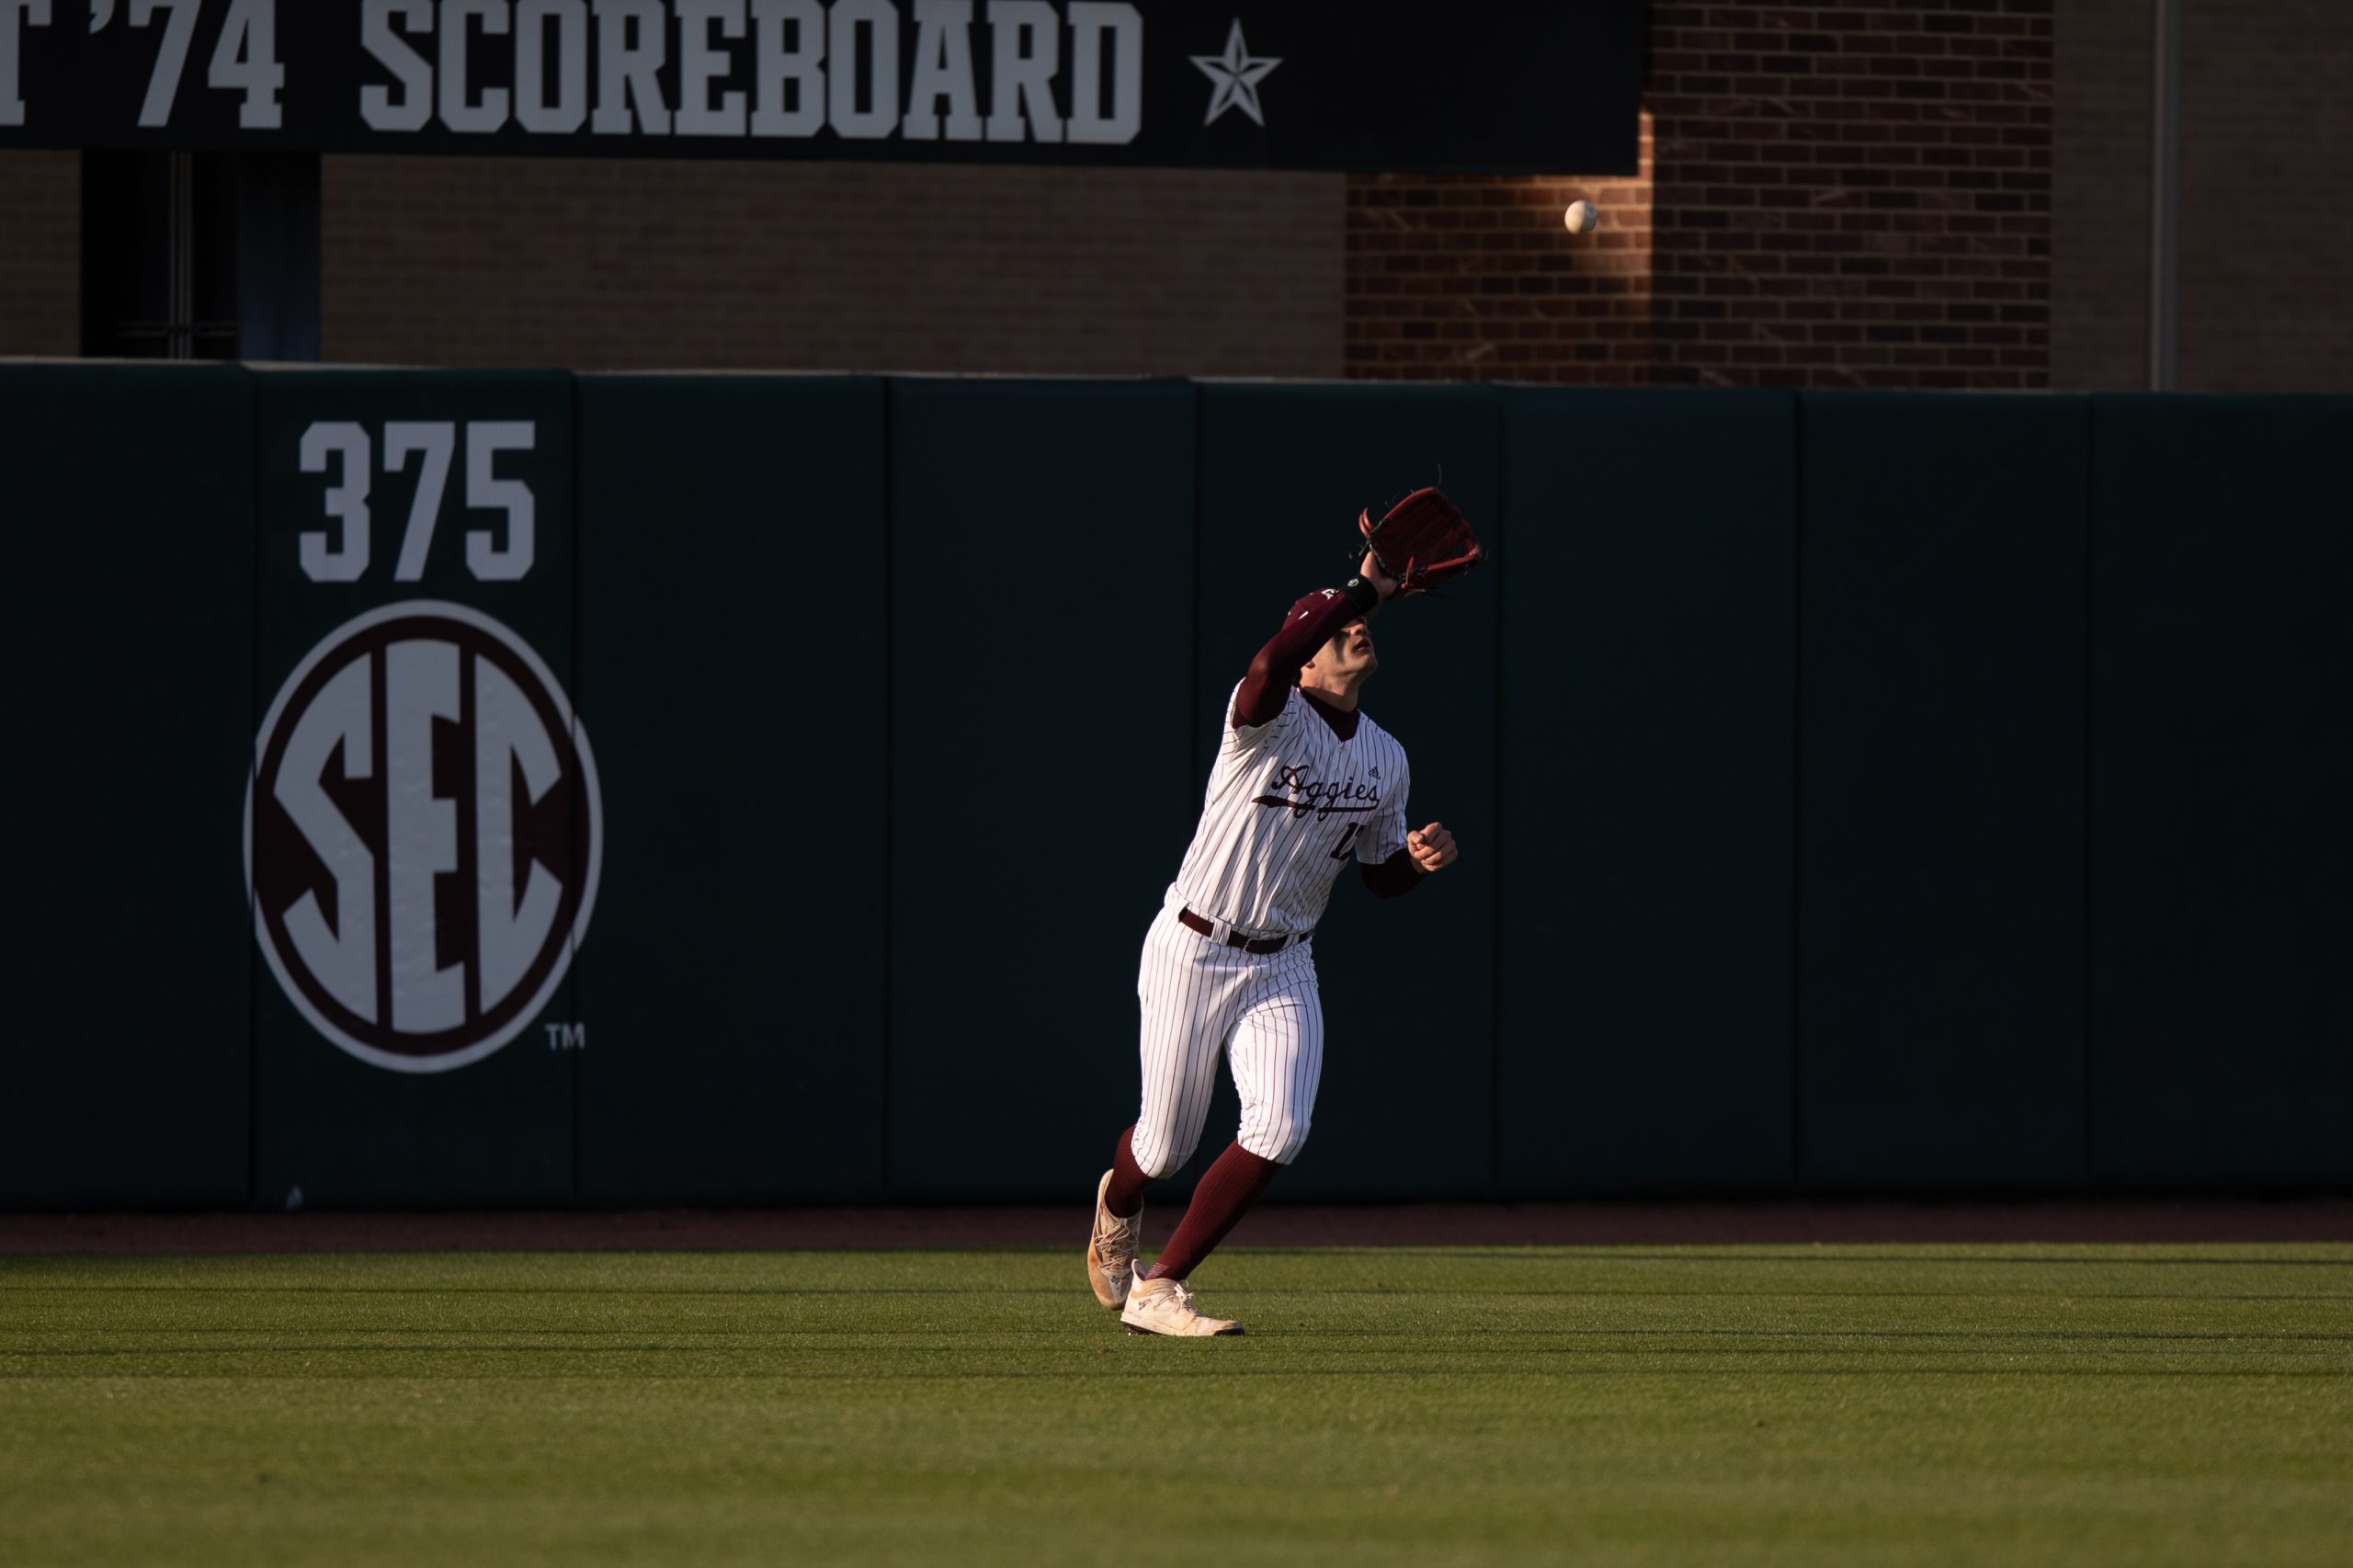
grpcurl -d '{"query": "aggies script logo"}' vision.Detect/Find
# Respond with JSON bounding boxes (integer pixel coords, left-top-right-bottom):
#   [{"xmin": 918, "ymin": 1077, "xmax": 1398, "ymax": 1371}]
[
  {"xmin": 245, "ymin": 602, "xmax": 601, "ymax": 1074},
  {"xmin": 1253, "ymin": 765, "xmax": 1381, "ymax": 821}
]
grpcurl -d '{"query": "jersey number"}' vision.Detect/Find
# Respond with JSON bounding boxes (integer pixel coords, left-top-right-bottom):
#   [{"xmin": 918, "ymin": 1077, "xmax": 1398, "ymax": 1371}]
[{"xmin": 1328, "ymin": 824, "xmax": 1362, "ymax": 860}]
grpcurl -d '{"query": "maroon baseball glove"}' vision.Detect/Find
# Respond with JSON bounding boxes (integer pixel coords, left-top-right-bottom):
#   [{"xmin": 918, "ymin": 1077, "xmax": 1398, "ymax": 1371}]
[{"xmin": 1358, "ymin": 487, "xmax": 1482, "ymax": 594}]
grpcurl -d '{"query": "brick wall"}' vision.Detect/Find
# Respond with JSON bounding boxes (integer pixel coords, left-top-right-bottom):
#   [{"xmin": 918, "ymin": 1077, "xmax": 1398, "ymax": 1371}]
[
  {"xmin": 1652, "ymin": 0, "xmax": 2052, "ymax": 390},
  {"xmin": 2050, "ymin": 0, "xmax": 2149, "ymax": 389},
  {"xmin": 1346, "ymin": 125, "xmax": 1655, "ymax": 383},
  {"xmin": 2052, "ymin": 0, "xmax": 2351, "ymax": 392},
  {"xmin": 0, "ymin": 152, "xmax": 79, "ymax": 358},
  {"xmin": 1347, "ymin": 0, "xmax": 2055, "ymax": 388},
  {"xmin": 2176, "ymin": 0, "xmax": 2352, "ymax": 392},
  {"xmin": 323, "ymin": 157, "xmax": 1344, "ymax": 377}
]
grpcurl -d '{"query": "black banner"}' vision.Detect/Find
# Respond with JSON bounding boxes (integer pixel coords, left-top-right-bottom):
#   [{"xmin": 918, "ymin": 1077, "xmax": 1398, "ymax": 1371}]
[{"xmin": 0, "ymin": 0, "xmax": 1638, "ymax": 173}]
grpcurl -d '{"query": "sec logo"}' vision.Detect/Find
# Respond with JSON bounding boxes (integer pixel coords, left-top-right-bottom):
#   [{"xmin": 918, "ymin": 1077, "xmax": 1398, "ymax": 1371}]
[{"xmin": 245, "ymin": 602, "xmax": 601, "ymax": 1073}]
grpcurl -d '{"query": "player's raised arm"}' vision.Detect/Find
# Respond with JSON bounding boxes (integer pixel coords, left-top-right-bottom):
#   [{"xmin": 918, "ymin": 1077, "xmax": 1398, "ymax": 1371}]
[{"xmin": 1230, "ymin": 552, "xmax": 1400, "ymax": 730}]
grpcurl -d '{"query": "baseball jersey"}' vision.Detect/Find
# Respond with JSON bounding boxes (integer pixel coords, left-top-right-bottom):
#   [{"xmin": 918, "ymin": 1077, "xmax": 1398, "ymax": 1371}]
[{"xmin": 1170, "ymin": 681, "xmax": 1412, "ymax": 937}]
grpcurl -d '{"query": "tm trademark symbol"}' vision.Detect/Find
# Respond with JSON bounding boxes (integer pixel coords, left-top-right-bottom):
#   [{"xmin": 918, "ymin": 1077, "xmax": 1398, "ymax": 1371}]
[{"xmin": 543, "ymin": 1022, "xmax": 586, "ymax": 1051}]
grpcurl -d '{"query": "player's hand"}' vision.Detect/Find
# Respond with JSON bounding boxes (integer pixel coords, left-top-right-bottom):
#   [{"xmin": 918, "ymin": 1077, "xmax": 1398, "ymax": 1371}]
[
  {"xmin": 1407, "ymin": 823, "xmax": 1458, "ymax": 873},
  {"xmin": 1359, "ymin": 550, "xmax": 1404, "ymax": 601}
]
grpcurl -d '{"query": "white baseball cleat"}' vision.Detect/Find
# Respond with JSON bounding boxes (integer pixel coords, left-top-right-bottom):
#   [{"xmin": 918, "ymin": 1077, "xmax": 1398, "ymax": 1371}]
[
  {"xmin": 1086, "ymin": 1170, "xmax": 1142, "ymax": 1309},
  {"xmin": 1120, "ymin": 1272, "xmax": 1244, "ymax": 1337}
]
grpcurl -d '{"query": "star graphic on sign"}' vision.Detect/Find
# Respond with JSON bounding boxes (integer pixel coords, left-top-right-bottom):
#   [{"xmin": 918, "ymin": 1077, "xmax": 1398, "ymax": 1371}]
[{"xmin": 1191, "ymin": 19, "xmax": 1281, "ymax": 128}]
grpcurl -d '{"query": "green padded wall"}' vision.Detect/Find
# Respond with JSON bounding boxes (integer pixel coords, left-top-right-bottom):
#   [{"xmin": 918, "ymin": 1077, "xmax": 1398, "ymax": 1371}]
[
  {"xmin": 886, "ymin": 380, "xmax": 1198, "ymax": 1200},
  {"xmin": 1497, "ymin": 390, "xmax": 1797, "ymax": 1194},
  {"xmin": 1193, "ymin": 385, "xmax": 1502, "ymax": 1199},
  {"xmin": 12, "ymin": 366, "xmax": 2351, "ymax": 1210},
  {"xmin": 574, "ymin": 377, "xmax": 890, "ymax": 1202},
  {"xmin": 1796, "ymin": 392, "xmax": 2091, "ymax": 1190},
  {"xmin": 2088, "ymin": 395, "xmax": 2353, "ymax": 1186},
  {"xmin": 247, "ymin": 369, "xmax": 581, "ymax": 1207},
  {"xmin": 1, "ymin": 366, "xmax": 255, "ymax": 1208}
]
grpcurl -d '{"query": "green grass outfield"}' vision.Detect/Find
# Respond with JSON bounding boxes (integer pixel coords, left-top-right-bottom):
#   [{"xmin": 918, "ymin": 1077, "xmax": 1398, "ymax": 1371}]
[{"xmin": 3, "ymin": 1245, "xmax": 2348, "ymax": 1567}]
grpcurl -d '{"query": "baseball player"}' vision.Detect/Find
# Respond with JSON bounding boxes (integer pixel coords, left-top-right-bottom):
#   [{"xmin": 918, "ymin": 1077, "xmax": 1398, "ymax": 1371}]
[{"xmin": 1086, "ymin": 489, "xmax": 1477, "ymax": 1336}]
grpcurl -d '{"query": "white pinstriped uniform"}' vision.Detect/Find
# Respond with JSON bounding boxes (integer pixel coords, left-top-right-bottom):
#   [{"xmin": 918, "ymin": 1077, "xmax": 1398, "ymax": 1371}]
[{"xmin": 1131, "ymin": 682, "xmax": 1411, "ymax": 1177}]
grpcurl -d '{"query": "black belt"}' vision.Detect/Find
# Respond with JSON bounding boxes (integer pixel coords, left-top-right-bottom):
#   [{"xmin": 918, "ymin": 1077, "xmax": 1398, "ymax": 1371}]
[{"xmin": 1178, "ymin": 907, "xmax": 1306, "ymax": 955}]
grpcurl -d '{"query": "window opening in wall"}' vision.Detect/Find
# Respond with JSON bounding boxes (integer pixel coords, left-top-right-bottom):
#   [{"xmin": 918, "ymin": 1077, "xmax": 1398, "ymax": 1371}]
[{"xmin": 80, "ymin": 150, "xmax": 318, "ymax": 361}]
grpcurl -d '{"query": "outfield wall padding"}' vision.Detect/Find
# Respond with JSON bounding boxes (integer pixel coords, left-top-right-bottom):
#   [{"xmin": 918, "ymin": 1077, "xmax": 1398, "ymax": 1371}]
[
  {"xmin": 2, "ymin": 371, "xmax": 2347, "ymax": 1208},
  {"xmin": 1795, "ymin": 392, "xmax": 2091, "ymax": 1191},
  {"xmin": 1193, "ymin": 385, "xmax": 1505, "ymax": 1200},
  {"xmin": 1, "ymin": 366, "xmax": 256, "ymax": 1209},
  {"xmin": 2087, "ymin": 395, "xmax": 2353, "ymax": 1187},
  {"xmin": 885, "ymin": 380, "xmax": 1199, "ymax": 1200},
  {"xmin": 574, "ymin": 376, "xmax": 892, "ymax": 1204},
  {"xmin": 1497, "ymin": 390, "xmax": 1798, "ymax": 1196},
  {"xmin": 246, "ymin": 369, "xmax": 581, "ymax": 1209}
]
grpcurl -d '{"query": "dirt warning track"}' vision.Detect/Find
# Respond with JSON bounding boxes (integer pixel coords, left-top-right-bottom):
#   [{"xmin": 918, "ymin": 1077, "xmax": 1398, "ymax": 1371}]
[{"xmin": 3, "ymin": 1199, "xmax": 2347, "ymax": 1255}]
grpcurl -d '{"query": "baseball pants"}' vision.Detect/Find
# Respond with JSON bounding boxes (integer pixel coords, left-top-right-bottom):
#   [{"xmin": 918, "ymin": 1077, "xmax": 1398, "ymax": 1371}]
[{"xmin": 1130, "ymin": 894, "xmax": 1324, "ymax": 1178}]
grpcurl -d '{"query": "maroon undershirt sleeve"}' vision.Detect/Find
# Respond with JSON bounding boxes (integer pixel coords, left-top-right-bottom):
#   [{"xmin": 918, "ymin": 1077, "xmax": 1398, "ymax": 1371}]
[
  {"xmin": 1231, "ymin": 577, "xmax": 1384, "ymax": 730},
  {"xmin": 1359, "ymin": 847, "xmax": 1424, "ymax": 899}
]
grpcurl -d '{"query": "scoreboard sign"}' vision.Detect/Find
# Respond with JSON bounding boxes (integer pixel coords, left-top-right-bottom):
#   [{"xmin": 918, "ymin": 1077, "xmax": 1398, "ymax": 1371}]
[{"xmin": 0, "ymin": 0, "xmax": 1639, "ymax": 173}]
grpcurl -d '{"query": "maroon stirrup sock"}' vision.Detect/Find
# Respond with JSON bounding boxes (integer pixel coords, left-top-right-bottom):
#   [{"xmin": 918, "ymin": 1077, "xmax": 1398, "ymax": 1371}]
[
  {"xmin": 1146, "ymin": 1141, "xmax": 1280, "ymax": 1281},
  {"xmin": 1103, "ymin": 1125, "xmax": 1151, "ymax": 1218}
]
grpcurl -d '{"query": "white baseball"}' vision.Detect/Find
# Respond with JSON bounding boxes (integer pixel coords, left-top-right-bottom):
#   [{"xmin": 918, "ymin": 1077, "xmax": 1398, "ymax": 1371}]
[{"xmin": 1563, "ymin": 200, "xmax": 1600, "ymax": 234}]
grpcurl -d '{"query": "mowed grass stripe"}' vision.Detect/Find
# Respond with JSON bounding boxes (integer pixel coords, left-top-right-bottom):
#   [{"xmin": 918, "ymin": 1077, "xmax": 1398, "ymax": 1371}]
[{"xmin": 2, "ymin": 1246, "xmax": 2347, "ymax": 1568}]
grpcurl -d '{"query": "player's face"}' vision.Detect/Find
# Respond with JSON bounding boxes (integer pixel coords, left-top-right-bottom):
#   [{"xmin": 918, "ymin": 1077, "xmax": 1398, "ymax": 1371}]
[{"xmin": 1306, "ymin": 618, "xmax": 1378, "ymax": 681}]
